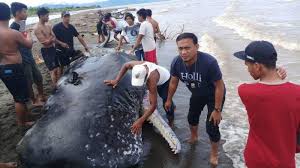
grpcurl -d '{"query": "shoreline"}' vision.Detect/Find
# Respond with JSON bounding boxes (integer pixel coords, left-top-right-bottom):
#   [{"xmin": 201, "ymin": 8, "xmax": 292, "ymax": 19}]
[{"xmin": 1, "ymin": 4, "xmax": 234, "ymax": 168}]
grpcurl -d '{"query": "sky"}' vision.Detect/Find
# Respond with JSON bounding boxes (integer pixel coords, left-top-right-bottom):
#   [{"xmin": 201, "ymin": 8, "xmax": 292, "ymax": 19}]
[{"xmin": 2, "ymin": 0, "xmax": 107, "ymax": 7}]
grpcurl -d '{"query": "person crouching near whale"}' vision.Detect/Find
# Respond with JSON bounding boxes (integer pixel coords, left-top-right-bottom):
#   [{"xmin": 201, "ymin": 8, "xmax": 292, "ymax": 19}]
[{"xmin": 104, "ymin": 61, "xmax": 176, "ymax": 133}]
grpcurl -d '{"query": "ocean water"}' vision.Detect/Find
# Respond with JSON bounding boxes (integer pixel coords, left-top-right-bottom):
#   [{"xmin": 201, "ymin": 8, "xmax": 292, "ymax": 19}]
[
  {"xmin": 14, "ymin": 0, "xmax": 300, "ymax": 167},
  {"xmin": 136, "ymin": 0, "xmax": 300, "ymax": 167},
  {"xmin": 148, "ymin": 0, "xmax": 300, "ymax": 167}
]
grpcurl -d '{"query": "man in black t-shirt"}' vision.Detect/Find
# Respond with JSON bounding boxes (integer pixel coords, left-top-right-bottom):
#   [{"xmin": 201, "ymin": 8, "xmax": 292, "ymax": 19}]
[
  {"xmin": 165, "ymin": 33, "xmax": 226, "ymax": 167},
  {"xmin": 52, "ymin": 11, "xmax": 89, "ymax": 73}
]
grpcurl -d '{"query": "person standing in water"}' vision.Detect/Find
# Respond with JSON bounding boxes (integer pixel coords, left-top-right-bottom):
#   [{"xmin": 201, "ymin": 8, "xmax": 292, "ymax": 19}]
[
  {"xmin": 10, "ymin": 2, "xmax": 46, "ymax": 106},
  {"xmin": 0, "ymin": 2, "xmax": 34, "ymax": 127},
  {"xmin": 34, "ymin": 7, "xmax": 60, "ymax": 89},
  {"xmin": 234, "ymin": 41, "xmax": 300, "ymax": 168},
  {"xmin": 165, "ymin": 33, "xmax": 226, "ymax": 167}
]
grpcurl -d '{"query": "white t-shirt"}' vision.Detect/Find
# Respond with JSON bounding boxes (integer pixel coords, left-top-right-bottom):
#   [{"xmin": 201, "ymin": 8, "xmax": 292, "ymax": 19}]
[
  {"xmin": 139, "ymin": 21, "xmax": 156, "ymax": 52},
  {"xmin": 141, "ymin": 62, "xmax": 170, "ymax": 86},
  {"xmin": 111, "ymin": 17, "xmax": 122, "ymax": 31}
]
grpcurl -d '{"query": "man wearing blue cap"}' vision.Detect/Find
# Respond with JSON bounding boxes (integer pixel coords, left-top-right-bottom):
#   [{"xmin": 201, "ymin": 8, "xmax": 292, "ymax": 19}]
[{"xmin": 234, "ymin": 41, "xmax": 300, "ymax": 168}]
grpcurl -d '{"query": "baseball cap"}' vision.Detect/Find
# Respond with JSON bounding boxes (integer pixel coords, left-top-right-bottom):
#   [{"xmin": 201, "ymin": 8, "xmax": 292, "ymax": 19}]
[
  {"xmin": 131, "ymin": 65, "xmax": 147, "ymax": 86},
  {"xmin": 233, "ymin": 41, "xmax": 277, "ymax": 64},
  {"xmin": 61, "ymin": 11, "xmax": 70, "ymax": 17}
]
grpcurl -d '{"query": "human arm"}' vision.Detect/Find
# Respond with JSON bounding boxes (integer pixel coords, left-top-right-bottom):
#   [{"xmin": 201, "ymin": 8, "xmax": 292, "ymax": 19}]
[
  {"xmin": 276, "ymin": 66, "xmax": 287, "ymax": 80},
  {"xmin": 131, "ymin": 75, "xmax": 159, "ymax": 134},
  {"xmin": 55, "ymin": 38, "xmax": 69, "ymax": 48},
  {"xmin": 77, "ymin": 35, "xmax": 89, "ymax": 52},
  {"xmin": 129, "ymin": 34, "xmax": 143, "ymax": 54},
  {"xmin": 209, "ymin": 79, "xmax": 225, "ymax": 126},
  {"xmin": 15, "ymin": 31, "xmax": 33, "ymax": 49},
  {"xmin": 34, "ymin": 28, "xmax": 53, "ymax": 46},
  {"xmin": 164, "ymin": 76, "xmax": 179, "ymax": 111},
  {"xmin": 116, "ymin": 35, "xmax": 124, "ymax": 51},
  {"xmin": 104, "ymin": 61, "xmax": 144, "ymax": 88}
]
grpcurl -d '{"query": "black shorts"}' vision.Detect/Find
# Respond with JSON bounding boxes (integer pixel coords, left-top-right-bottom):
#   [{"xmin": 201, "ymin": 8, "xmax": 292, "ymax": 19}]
[
  {"xmin": 114, "ymin": 29, "xmax": 122, "ymax": 34},
  {"xmin": 97, "ymin": 22, "xmax": 103, "ymax": 35},
  {"xmin": 23, "ymin": 61, "xmax": 43, "ymax": 85},
  {"xmin": 41, "ymin": 47, "xmax": 59, "ymax": 71},
  {"xmin": 56, "ymin": 48, "xmax": 75, "ymax": 67},
  {"xmin": 0, "ymin": 64, "xmax": 29, "ymax": 103},
  {"xmin": 188, "ymin": 94, "xmax": 226, "ymax": 142}
]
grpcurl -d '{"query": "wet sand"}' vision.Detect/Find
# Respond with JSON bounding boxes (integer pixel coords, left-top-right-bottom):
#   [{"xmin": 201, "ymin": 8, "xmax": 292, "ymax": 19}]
[{"xmin": 0, "ymin": 10, "xmax": 233, "ymax": 167}]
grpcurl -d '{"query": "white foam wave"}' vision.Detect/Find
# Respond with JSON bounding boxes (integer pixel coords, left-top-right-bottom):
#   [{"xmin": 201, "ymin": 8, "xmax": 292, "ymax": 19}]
[
  {"xmin": 213, "ymin": 0, "xmax": 300, "ymax": 51},
  {"xmin": 199, "ymin": 33, "xmax": 226, "ymax": 66}
]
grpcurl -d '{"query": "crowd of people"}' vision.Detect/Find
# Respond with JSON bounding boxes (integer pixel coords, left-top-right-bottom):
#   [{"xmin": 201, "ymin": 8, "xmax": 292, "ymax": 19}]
[{"xmin": 0, "ymin": 1, "xmax": 300, "ymax": 168}]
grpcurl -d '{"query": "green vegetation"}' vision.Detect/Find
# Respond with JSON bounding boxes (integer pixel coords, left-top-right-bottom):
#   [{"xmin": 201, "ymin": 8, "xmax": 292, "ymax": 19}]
[{"xmin": 27, "ymin": 5, "xmax": 101, "ymax": 16}]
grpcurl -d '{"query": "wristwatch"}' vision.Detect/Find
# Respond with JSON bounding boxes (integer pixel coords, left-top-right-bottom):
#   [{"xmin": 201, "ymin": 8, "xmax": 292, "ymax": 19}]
[{"xmin": 214, "ymin": 107, "xmax": 221, "ymax": 112}]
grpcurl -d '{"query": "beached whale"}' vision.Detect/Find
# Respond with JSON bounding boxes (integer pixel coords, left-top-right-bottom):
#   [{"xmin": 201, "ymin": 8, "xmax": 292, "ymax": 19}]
[{"xmin": 17, "ymin": 53, "xmax": 180, "ymax": 168}]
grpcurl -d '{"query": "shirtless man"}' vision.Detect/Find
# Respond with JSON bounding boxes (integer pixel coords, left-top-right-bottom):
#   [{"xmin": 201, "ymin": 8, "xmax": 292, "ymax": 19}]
[
  {"xmin": 34, "ymin": 7, "xmax": 60, "ymax": 88},
  {"xmin": 0, "ymin": 2, "xmax": 33, "ymax": 126},
  {"xmin": 146, "ymin": 9, "xmax": 160, "ymax": 41}
]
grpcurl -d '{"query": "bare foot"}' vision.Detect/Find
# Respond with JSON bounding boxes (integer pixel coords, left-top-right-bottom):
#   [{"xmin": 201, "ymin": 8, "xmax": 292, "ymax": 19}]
[
  {"xmin": 18, "ymin": 121, "xmax": 35, "ymax": 127},
  {"xmin": 0, "ymin": 162, "xmax": 17, "ymax": 168},
  {"xmin": 38, "ymin": 95, "xmax": 47, "ymax": 102},
  {"xmin": 168, "ymin": 120, "xmax": 174, "ymax": 129},
  {"xmin": 210, "ymin": 152, "xmax": 219, "ymax": 168},
  {"xmin": 187, "ymin": 136, "xmax": 198, "ymax": 144},
  {"xmin": 32, "ymin": 100, "xmax": 45, "ymax": 107}
]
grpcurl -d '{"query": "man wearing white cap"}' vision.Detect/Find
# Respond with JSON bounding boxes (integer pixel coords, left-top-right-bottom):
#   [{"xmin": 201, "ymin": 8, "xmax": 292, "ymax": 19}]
[{"xmin": 104, "ymin": 61, "xmax": 176, "ymax": 134}]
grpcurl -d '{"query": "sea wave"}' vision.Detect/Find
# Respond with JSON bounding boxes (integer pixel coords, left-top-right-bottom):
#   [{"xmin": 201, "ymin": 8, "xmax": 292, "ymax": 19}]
[
  {"xmin": 199, "ymin": 33, "xmax": 226, "ymax": 66},
  {"xmin": 213, "ymin": 0, "xmax": 300, "ymax": 51}
]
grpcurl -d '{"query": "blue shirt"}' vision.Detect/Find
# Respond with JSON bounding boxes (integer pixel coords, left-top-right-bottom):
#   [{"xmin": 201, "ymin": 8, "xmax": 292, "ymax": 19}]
[
  {"xmin": 170, "ymin": 52, "xmax": 223, "ymax": 96},
  {"xmin": 10, "ymin": 21, "xmax": 35, "ymax": 64}
]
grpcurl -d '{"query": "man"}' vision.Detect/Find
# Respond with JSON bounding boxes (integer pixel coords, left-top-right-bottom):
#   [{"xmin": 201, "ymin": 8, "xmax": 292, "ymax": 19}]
[
  {"xmin": 130, "ymin": 9, "xmax": 157, "ymax": 64},
  {"xmin": 96, "ymin": 10, "xmax": 105, "ymax": 44},
  {"xmin": 164, "ymin": 33, "xmax": 225, "ymax": 166},
  {"xmin": 34, "ymin": 7, "xmax": 60, "ymax": 88},
  {"xmin": 146, "ymin": 9, "xmax": 161, "ymax": 41},
  {"xmin": 234, "ymin": 41, "xmax": 300, "ymax": 168},
  {"xmin": 0, "ymin": 2, "xmax": 33, "ymax": 126},
  {"xmin": 104, "ymin": 61, "xmax": 176, "ymax": 133},
  {"xmin": 53, "ymin": 11, "xmax": 89, "ymax": 74},
  {"xmin": 116, "ymin": 13, "xmax": 144, "ymax": 61},
  {"xmin": 10, "ymin": 2, "xmax": 45, "ymax": 106},
  {"xmin": 102, "ymin": 13, "xmax": 124, "ymax": 42}
]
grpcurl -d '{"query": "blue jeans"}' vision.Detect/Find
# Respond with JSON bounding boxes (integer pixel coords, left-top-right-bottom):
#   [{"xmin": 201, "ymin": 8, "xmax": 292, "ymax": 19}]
[{"xmin": 135, "ymin": 49, "xmax": 144, "ymax": 61}]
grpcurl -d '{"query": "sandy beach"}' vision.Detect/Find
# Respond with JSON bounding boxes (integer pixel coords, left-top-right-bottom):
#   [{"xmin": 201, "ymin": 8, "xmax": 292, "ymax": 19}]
[{"xmin": 0, "ymin": 9, "xmax": 101, "ymax": 164}]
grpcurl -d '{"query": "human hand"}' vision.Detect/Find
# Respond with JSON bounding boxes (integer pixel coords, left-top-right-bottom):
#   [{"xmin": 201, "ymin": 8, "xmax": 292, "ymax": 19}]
[
  {"xmin": 277, "ymin": 66, "xmax": 287, "ymax": 80},
  {"xmin": 103, "ymin": 79, "xmax": 118, "ymax": 88},
  {"xmin": 84, "ymin": 47, "xmax": 90, "ymax": 52},
  {"xmin": 164, "ymin": 100, "xmax": 172, "ymax": 112},
  {"xmin": 131, "ymin": 118, "xmax": 144, "ymax": 135},
  {"xmin": 61, "ymin": 42, "xmax": 69, "ymax": 48},
  {"xmin": 209, "ymin": 111, "xmax": 222, "ymax": 126}
]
